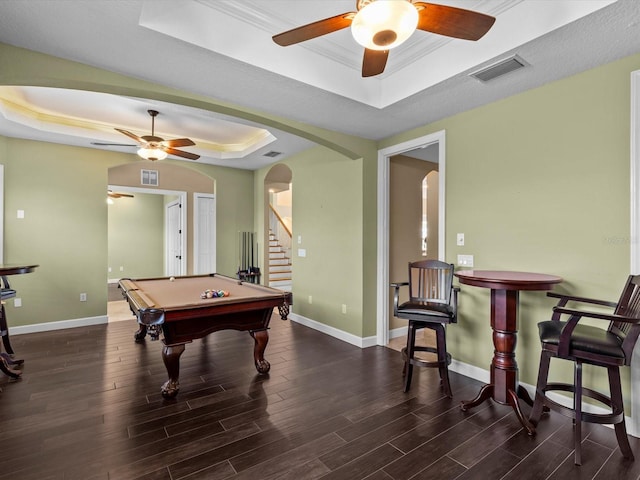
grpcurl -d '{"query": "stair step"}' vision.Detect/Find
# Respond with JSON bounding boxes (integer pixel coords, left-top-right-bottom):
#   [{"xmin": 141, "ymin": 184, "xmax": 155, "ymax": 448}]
[
  {"xmin": 270, "ymin": 252, "xmax": 286, "ymax": 259},
  {"xmin": 269, "ymin": 279, "xmax": 292, "ymax": 287},
  {"xmin": 269, "ymin": 258, "xmax": 290, "ymax": 266},
  {"xmin": 269, "ymin": 264, "xmax": 291, "ymax": 272},
  {"xmin": 269, "ymin": 272, "xmax": 291, "ymax": 280},
  {"xmin": 269, "ymin": 246, "xmax": 283, "ymax": 253},
  {"xmin": 269, "ymin": 283, "xmax": 291, "ymax": 292}
]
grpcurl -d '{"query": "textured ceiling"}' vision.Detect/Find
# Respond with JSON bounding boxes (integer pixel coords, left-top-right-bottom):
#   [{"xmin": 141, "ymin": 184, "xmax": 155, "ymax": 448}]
[{"xmin": 0, "ymin": 0, "xmax": 637, "ymax": 169}]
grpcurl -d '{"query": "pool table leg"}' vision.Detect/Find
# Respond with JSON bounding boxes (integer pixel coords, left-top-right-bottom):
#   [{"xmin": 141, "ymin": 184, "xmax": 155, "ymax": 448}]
[
  {"xmin": 278, "ymin": 303, "xmax": 290, "ymax": 320},
  {"xmin": 161, "ymin": 343, "xmax": 185, "ymax": 398},
  {"xmin": 250, "ymin": 329, "xmax": 271, "ymax": 374},
  {"xmin": 134, "ymin": 324, "xmax": 147, "ymax": 343}
]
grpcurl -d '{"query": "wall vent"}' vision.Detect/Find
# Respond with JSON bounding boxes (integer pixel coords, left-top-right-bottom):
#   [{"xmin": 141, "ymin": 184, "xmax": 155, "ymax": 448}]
[
  {"xmin": 263, "ymin": 151, "xmax": 282, "ymax": 158},
  {"xmin": 470, "ymin": 55, "xmax": 528, "ymax": 82},
  {"xmin": 141, "ymin": 169, "xmax": 159, "ymax": 186}
]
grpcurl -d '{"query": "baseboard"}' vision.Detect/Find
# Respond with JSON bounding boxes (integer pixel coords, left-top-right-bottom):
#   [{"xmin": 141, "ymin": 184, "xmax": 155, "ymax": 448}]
[
  {"xmin": 10, "ymin": 315, "xmax": 108, "ymax": 335},
  {"xmin": 389, "ymin": 326, "xmax": 408, "ymax": 339},
  {"xmin": 288, "ymin": 313, "xmax": 378, "ymax": 348}
]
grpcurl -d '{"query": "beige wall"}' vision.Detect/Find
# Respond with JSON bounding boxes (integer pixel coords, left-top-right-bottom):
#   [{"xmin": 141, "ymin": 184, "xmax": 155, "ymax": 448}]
[{"xmin": 389, "ymin": 155, "xmax": 439, "ymax": 330}]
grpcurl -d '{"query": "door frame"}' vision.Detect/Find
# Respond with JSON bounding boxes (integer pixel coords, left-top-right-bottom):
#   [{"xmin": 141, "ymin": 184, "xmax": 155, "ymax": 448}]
[
  {"xmin": 108, "ymin": 184, "xmax": 187, "ymax": 276},
  {"xmin": 376, "ymin": 130, "xmax": 446, "ymax": 346},
  {"xmin": 629, "ymin": 69, "xmax": 640, "ymax": 435}
]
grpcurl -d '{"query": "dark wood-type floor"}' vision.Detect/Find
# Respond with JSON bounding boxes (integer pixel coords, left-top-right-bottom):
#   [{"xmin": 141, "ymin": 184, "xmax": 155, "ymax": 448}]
[{"xmin": 1, "ymin": 306, "xmax": 640, "ymax": 480}]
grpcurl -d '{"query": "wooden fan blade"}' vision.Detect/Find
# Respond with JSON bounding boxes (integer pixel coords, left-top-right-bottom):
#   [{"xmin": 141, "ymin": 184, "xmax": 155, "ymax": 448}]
[
  {"xmin": 362, "ymin": 49, "xmax": 389, "ymax": 77},
  {"xmin": 115, "ymin": 128, "xmax": 143, "ymax": 143},
  {"xmin": 414, "ymin": 2, "xmax": 495, "ymax": 41},
  {"xmin": 92, "ymin": 142, "xmax": 137, "ymax": 147},
  {"xmin": 163, "ymin": 147, "xmax": 200, "ymax": 160},
  {"xmin": 163, "ymin": 137, "xmax": 195, "ymax": 148},
  {"xmin": 108, "ymin": 191, "xmax": 134, "ymax": 198},
  {"xmin": 273, "ymin": 12, "xmax": 355, "ymax": 46}
]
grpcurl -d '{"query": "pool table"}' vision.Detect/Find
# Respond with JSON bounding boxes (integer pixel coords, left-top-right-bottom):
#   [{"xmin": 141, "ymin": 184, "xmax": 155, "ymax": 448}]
[{"xmin": 119, "ymin": 273, "xmax": 292, "ymax": 397}]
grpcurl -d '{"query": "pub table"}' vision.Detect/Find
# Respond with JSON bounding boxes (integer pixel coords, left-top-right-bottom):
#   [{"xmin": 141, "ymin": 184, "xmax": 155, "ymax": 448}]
[
  {"xmin": 0, "ymin": 264, "xmax": 38, "ymax": 379},
  {"xmin": 454, "ymin": 270, "xmax": 562, "ymax": 435}
]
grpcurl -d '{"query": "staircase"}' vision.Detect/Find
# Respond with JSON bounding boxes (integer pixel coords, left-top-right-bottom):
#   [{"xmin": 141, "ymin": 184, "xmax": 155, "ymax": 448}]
[{"xmin": 268, "ymin": 230, "xmax": 292, "ymax": 291}]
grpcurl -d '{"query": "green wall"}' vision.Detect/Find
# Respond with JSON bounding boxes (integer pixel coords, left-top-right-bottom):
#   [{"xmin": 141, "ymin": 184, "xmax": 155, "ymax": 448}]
[
  {"xmin": 108, "ymin": 193, "xmax": 164, "ymax": 279},
  {"xmin": 381, "ymin": 52, "xmax": 640, "ymax": 408},
  {"xmin": 2, "ymin": 40, "xmax": 640, "ymax": 411},
  {"xmin": 3, "ymin": 139, "xmax": 115, "ymax": 325},
  {"xmin": 258, "ymin": 147, "xmax": 365, "ymax": 336}
]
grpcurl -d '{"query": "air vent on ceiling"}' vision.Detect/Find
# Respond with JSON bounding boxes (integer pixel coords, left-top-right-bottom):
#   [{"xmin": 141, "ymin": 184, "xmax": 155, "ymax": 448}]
[
  {"xmin": 470, "ymin": 55, "xmax": 528, "ymax": 83},
  {"xmin": 263, "ymin": 151, "xmax": 282, "ymax": 158}
]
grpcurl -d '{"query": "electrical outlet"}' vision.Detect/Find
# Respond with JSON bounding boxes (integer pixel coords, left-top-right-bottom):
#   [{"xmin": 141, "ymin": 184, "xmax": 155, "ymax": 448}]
[
  {"xmin": 13, "ymin": 298, "xmax": 21, "ymax": 308},
  {"xmin": 80, "ymin": 293, "xmax": 87, "ymax": 302}
]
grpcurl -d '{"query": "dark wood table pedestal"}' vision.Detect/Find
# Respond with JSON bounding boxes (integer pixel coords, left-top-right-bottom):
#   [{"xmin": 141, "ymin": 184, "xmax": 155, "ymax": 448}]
[
  {"xmin": 455, "ymin": 270, "xmax": 562, "ymax": 435},
  {"xmin": 0, "ymin": 264, "xmax": 39, "ymax": 381}
]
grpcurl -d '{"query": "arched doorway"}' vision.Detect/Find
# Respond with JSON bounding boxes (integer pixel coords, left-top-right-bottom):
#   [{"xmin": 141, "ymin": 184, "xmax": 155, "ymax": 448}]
[
  {"xmin": 264, "ymin": 164, "xmax": 293, "ymax": 291},
  {"xmin": 107, "ymin": 161, "xmax": 215, "ymax": 307}
]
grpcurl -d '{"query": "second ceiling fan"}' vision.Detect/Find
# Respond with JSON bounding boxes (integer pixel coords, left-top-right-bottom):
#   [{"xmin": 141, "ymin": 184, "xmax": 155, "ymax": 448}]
[
  {"xmin": 94, "ymin": 109, "xmax": 200, "ymax": 161},
  {"xmin": 272, "ymin": 0, "xmax": 496, "ymax": 77}
]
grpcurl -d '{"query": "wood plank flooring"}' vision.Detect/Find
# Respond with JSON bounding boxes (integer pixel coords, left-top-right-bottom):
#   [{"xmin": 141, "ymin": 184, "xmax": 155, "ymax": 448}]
[{"xmin": 0, "ymin": 304, "xmax": 639, "ymax": 480}]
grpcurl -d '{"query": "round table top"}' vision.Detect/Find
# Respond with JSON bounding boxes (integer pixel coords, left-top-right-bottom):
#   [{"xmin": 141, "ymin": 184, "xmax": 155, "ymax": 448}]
[
  {"xmin": 454, "ymin": 270, "xmax": 562, "ymax": 291},
  {"xmin": 0, "ymin": 264, "xmax": 39, "ymax": 276}
]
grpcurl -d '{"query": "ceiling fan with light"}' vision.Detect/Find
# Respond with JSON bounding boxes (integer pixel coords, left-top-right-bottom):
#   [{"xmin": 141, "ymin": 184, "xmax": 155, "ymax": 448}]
[
  {"xmin": 272, "ymin": 0, "xmax": 496, "ymax": 77},
  {"xmin": 93, "ymin": 109, "xmax": 200, "ymax": 161}
]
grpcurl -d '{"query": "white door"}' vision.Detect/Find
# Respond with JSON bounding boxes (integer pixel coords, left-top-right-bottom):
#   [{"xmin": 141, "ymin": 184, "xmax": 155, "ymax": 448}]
[
  {"xmin": 194, "ymin": 193, "xmax": 216, "ymax": 274},
  {"xmin": 166, "ymin": 200, "xmax": 182, "ymax": 276}
]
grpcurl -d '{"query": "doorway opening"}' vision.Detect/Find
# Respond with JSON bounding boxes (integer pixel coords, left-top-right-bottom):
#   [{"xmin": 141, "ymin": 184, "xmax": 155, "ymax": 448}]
[
  {"xmin": 376, "ymin": 130, "xmax": 446, "ymax": 346},
  {"xmin": 264, "ymin": 164, "xmax": 293, "ymax": 291}
]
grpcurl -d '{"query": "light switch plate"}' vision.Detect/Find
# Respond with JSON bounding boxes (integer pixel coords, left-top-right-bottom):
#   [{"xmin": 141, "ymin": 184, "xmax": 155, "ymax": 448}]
[
  {"xmin": 457, "ymin": 254, "xmax": 474, "ymax": 267},
  {"xmin": 456, "ymin": 233, "xmax": 465, "ymax": 246}
]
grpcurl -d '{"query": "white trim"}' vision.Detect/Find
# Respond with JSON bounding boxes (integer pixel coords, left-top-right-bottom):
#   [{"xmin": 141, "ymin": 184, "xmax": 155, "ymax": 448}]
[
  {"xmin": 10, "ymin": 315, "xmax": 108, "ymax": 335},
  {"xmin": 0, "ymin": 164, "xmax": 4, "ymax": 263},
  {"xmin": 289, "ymin": 313, "xmax": 378, "ymax": 348},
  {"xmin": 376, "ymin": 130, "xmax": 447, "ymax": 346},
  {"xmin": 630, "ymin": 70, "xmax": 640, "ymax": 436},
  {"xmin": 389, "ymin": 325, "xmax": 408, "ymax": 339}
]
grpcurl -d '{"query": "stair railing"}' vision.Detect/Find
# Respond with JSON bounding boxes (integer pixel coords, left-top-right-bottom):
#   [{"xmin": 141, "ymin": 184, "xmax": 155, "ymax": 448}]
[{"xmin": 269, "ymin": 204, "xmax": 292, "ymax": 260}]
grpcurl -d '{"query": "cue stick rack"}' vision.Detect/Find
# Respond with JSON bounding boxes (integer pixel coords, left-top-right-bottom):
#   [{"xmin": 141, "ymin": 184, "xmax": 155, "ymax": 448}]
[{"xmin": 237, "ymin": 231, "xmax": 260, "ymax": 284}]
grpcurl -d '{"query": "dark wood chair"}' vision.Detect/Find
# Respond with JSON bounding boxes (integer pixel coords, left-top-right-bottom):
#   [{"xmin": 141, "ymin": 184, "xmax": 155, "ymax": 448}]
[
  {"xmin": 0, "ymin": 275, "xmax": 22, "ymax": 378},
  {"xmin": 529, "ymin": 274, "xmax": 640, "ymax": 465},
  {"xmin": 391, "ymin": 260, "xmax": 459, "ymax": 397}
]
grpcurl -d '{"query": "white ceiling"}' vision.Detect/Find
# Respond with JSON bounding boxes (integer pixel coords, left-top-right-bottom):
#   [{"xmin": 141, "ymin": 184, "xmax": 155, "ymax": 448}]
[{"xmin": 0, "ymin": 0, "xmax": 637, "ymax": 169}]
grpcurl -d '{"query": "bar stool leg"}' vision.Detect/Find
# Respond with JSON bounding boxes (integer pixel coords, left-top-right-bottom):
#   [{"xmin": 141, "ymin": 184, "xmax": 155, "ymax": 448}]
[
  {"xmin": 574, "ymin": 361, "xmax": 583, "ymax": 465},
  {"xmin": 608, "ymin": 366, "xmax": 635, "ymax": 460}
]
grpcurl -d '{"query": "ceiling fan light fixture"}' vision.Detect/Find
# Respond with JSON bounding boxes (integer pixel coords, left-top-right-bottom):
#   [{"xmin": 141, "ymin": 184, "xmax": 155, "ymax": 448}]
[
  {"xmin": 351, "ymin": 0, "xmax": 418, "ymax": 51},
  {"xmin": 137, "ymin": 146, "xmax": 167, "ymax": 161}
]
